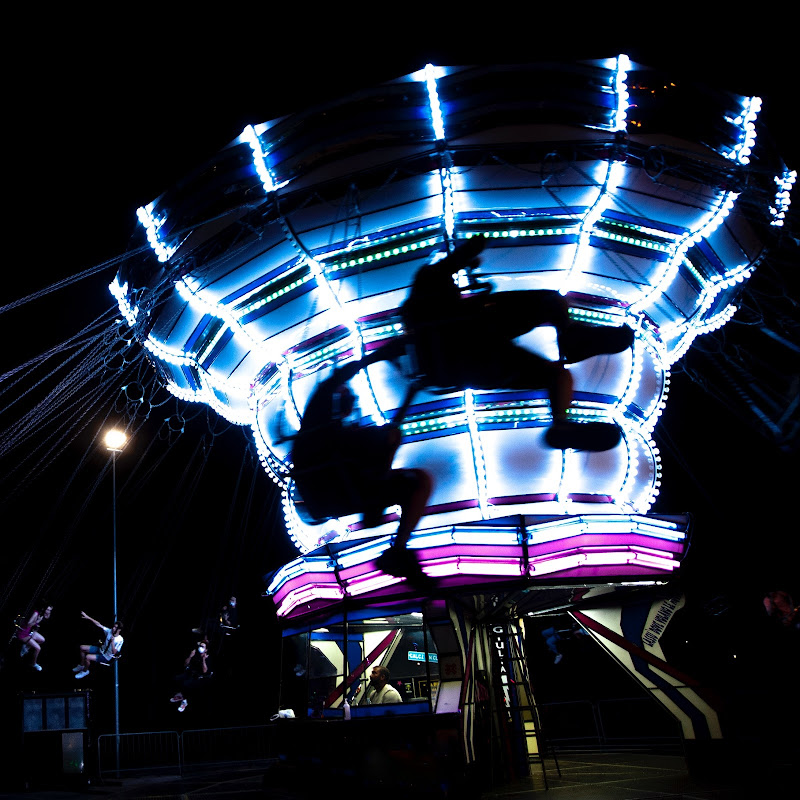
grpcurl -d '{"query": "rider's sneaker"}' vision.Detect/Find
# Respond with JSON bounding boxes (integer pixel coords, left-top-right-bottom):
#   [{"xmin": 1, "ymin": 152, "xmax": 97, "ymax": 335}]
[
  {"xmin": 545, "ymin": 420, "xmax": 622, "ymax": 452},
  {"xmin": 376, "ymin": 547, "xmax": 435, "ymax": 592},
  {"xmin": 376, "ymin": 546, "xmax": 414, "ymax": 576}
]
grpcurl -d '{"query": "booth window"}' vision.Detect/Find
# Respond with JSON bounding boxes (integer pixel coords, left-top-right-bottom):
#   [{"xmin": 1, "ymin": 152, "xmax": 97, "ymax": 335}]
[{"xmin": 281, "ymin": 608, "xmax": 439, "ymax": 718}]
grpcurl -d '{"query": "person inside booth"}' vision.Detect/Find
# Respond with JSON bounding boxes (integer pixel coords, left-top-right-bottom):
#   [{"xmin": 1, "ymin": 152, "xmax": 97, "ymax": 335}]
[{"xmin": 357, "ymin": 665, "xmax": 403, "ymax": 705}]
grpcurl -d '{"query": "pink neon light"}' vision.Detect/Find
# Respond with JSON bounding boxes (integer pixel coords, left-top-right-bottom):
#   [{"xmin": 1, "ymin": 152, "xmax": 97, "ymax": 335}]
[
  {"xmin": 414, "ymin": 544, "xmax": 522, "ymax": 562},
  {"xmin": 527, "ymin": 549, "xmax": 675, "ymax": 577},
  {"xmin": 526, "ymin": 533, "xmax": 683, "ymax": 557},
  {"xmin": 270, "ymin": 521, "xmax": 688, "ymax": 617},
  {"xmin": 424, "ymin": 498, "xmax": 480, "ymax": 514},
  {"xmin": 272, "ymin": 542, "xmax": 679, "ymax": 604},
  {"xmin": 629, "ymin": 544, "xmax": 678, "ymax": 558},
  {"xmin": 271, "ymin": 571, "xmax": 341, "ymax": 606},
  {"xmin": 566, "ymin": 494, "xmax": 614, "ymax": 503},
  {"xmin": 276, "ymin": 585, "xmax": 344, "ymax": 617},
  {"xmin": 338, "ymin": 561, "xmax": 391, "ymax": 582},
  {"xmin": 488, "ymin": 493, "xmax": 557, "ymax": 506},
  {"xmin": 274, "ymin": 548, "xmax": 678, "ymax": 617},
  {"xmin": 424, "ymin": 558, "xmax": 524, "ymax": 577},
  {"xmin": 345, "ymin": 571, "xmax": 405, "ymax": 595}
]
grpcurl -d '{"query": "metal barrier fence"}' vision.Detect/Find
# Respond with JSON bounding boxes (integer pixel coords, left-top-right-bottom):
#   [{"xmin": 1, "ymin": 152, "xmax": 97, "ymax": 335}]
[
  {"xmin": 97, "ymin": 725, "xmax": 278, "ymax": 778},
  {"xmin": 97, "ymin": 699, "xmax": 680, "ymax": 777},
  {"xmin": 97, "ymin": 730, "xmax": 182, "ymax": 777},
  {"xmin": 182, "ymin": 724, "xmax": 277, "ymax": 768}
]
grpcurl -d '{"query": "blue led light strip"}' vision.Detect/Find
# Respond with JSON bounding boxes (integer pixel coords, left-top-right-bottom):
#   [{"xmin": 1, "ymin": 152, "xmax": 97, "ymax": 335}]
[
  {"xmin": 560, "ymin": 161, "xmax": 626, "ymax": 295},
  {"xmin": 770, "ymin": 168, "xmax": 796, "ymax": 227},
  {"xmin": 465, "ymin": 390, "xmax": 489, "ymax": 517},
  {"xmin": 274, "ymin": 195, "xmax": 387, "ymax": 427},
  {"xmin": 423, "ymin": 64, "xmax": 455, "ymax": 243},
  {"xmin": 295, "ymin": 256, "xmax": 387, "ymax": 425},
  {"xmin": 424, "ymin": 64, "xmax": 445, "ymax": 141},
  {"xmin": 722, "ymin": 96, "xmax": 761, "ymax": 165},
  {"xmin": 560, "ymin": 55, "xmax": 629, "ymax": 295},
  {"xmin": 175, "ymin": 277, "xmax": 279, "ymax": 363},
  {"xmin": 629, "ymin": 191, "xmax": 739, "ymax": 325},
  {"xmin": 241, "ymin": 126, "xmax": 380, "ymax": 424},
  {"xmin": 109, "ymin": 277, "xmax": 137, "ymax": 326},
  {"xmin": 136, "ymin": 204, "xmax": 177, "ymax": 263},
  {"xmin": 242, "ymin": 124, "xmax": 276, "ymax": 193},
  {"xmin": 613, "ymin": 54, "xmax": 631, "ymax": 132}
]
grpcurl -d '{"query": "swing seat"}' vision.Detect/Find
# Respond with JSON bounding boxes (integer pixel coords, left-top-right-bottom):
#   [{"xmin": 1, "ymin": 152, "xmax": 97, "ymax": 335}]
[{"xmin": 97, "ymin": 639, "xmax": 122, "ymax": 666}]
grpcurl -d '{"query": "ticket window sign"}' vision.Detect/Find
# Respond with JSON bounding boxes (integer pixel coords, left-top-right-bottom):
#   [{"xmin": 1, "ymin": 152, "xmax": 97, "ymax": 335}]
[{"xmin": 408, "ymin": 651, "xmax": 438, "ymax": 663}]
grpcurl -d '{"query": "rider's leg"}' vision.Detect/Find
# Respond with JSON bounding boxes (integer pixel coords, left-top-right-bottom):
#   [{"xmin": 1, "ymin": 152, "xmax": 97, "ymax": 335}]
[
  {"xmin": 393, "ymin": 469, "xmax": 433, "ymax": 550},
  {"xmin": 375, "ymin": 469, "xmax": 433, "ymax": 579},
  {"xmin": 549, "ymin": 362, "xmax": 573, "ymax": 422},
  {"xmin": 27, "ymin": 636, "xmax": 42, "ymax": 664},
  {"xmin": 481, "ymin": 289, "xmax": 633, "ymax": 364}
]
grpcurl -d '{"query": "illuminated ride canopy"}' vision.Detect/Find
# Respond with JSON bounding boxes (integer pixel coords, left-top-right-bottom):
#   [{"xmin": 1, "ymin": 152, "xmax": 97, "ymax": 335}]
[{"xmin": 111, "ymin": 59, "xmax": 793, "ymax": 614}]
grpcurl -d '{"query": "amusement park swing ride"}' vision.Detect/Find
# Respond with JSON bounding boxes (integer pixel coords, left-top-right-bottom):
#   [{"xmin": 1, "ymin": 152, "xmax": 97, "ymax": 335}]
[{"xmin": 110, "ymin": 57, "xmax": 795, "ymax": 787}]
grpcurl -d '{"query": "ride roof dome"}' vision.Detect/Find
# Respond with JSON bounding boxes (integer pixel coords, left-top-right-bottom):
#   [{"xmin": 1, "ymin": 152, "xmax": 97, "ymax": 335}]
[{"xmin": 111, "ymin": 58, "xmax": 793, "ymax": 558}]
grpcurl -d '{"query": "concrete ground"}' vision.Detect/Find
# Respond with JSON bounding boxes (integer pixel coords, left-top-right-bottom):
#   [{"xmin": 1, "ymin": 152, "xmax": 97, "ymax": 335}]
[{"xmin": 1, "ymin": 750, "xmax": 792, "ymax": 799}]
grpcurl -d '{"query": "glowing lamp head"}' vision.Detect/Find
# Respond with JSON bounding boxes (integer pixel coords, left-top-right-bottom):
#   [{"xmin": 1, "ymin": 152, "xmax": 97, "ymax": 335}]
[{"xmin": 104, "ymin": 429, "xmax": 128, "ymax": 452}]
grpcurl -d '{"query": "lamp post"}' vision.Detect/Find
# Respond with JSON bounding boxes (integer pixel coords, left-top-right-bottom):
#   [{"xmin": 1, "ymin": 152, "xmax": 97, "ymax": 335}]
[{"xmin": 104, "ymin": 428, "xmax": 126, "ymax": 777}]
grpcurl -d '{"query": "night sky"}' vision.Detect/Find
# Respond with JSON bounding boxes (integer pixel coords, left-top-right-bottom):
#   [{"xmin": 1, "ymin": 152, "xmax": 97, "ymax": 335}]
[{"xmin": 2, "ymin": 16, "xmax": 797, "ymax": 738}]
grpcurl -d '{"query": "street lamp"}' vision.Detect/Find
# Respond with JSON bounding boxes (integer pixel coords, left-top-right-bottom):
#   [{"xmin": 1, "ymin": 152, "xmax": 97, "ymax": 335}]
[{"xmin": 104, "ymin": 428, "xmax": 126, "ymax": 776}]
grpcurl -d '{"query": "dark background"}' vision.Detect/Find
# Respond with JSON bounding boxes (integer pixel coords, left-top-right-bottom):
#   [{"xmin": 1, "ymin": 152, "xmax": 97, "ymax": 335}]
[{"xmin": 1, "ymin": 14, "xmax": 797, "ymax": 743}]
